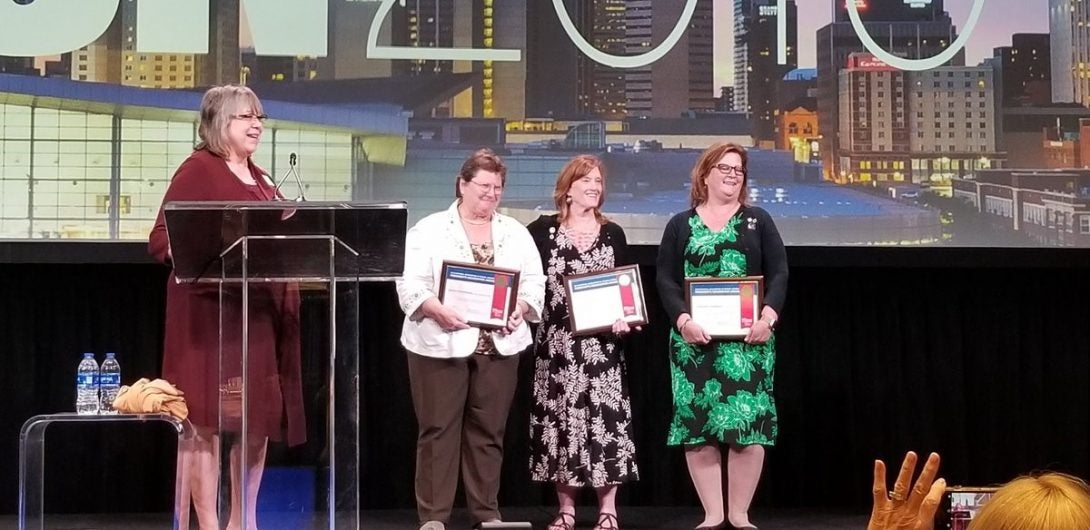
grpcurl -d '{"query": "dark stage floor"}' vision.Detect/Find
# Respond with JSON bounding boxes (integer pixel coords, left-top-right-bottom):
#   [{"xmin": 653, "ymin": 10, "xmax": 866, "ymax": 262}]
[{"xmin": 0, "ymin": 507, "xmax": 868, "ymax": 529}]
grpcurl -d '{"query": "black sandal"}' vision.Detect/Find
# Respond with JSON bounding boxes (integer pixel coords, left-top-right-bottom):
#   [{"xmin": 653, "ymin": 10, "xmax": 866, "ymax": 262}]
[
  {"xmin": 548, "ymin": 511, "xmax": 576, "ymax": 530},
  {"xmin": 594, "ymin": 512, "xmax": 620, "ymax": 530}
]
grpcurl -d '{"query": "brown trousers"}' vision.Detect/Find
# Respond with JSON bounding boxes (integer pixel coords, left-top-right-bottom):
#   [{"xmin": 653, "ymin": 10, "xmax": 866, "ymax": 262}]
[{"xmin": 406, "ymin": 351, "xmax": 520, "ymax": 525}]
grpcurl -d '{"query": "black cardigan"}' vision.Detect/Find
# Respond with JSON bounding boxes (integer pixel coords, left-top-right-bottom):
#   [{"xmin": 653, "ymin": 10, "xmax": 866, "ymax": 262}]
[
  {"xmin": 655, "ymin": 206, "xmax": 789, "ymax": 326},
  {"xmin": 526, "ymin": 214, "xmax": 631, "ymax": 270}
]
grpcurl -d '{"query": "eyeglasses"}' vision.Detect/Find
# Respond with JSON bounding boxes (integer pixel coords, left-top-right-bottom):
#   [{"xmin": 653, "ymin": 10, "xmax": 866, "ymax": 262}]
[
  {"xmin": 233, "ymin": 113, "xmax": 268, "ymax": 123},
  {"xmin": 713, "ymin": 164, "xmax": 746, "ymax": 176},
  {"xmin": 468, "ymin": 180, "xmax": 504, "ymax": 194}
]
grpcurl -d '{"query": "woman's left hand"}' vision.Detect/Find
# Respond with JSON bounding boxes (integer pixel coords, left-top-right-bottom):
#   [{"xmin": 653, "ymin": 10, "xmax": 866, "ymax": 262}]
[
  {"xmin": 744, "ymin": 320, "xmax": 772, "ymax": 344},
  {"xmin": 868, "ymin": 451, "xmax": 945, "ymax": 530},
  {"xmin": 504, "ymin": 300, "xmax": 530, "ymax": 334},
  {"xmin": 612, "ymin": 319, "xmax": 640, "ymax": 335}
]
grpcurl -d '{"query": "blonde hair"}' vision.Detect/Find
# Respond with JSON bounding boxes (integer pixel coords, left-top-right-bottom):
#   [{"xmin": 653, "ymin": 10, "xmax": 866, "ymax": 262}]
[
  {"xmin": 969, "ymin": 473, "xmax": 1090, "ymax": 530},
  {"xmin": 195, "ymin": 85, "xmax": 264, "ymax": 159},
  {"xmin": 554, "ymin": 154, "xmax": 607, "ymax": 224},
  {"xmin": 689, "ymin": 142, "xmax": 749, "ymax": 208}
]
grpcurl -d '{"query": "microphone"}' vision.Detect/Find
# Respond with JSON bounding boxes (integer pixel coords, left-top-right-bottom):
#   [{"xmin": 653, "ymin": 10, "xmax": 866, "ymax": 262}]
[{"xmin": 273, "ymin": 151, "xmax": 307, "ymax": 202}]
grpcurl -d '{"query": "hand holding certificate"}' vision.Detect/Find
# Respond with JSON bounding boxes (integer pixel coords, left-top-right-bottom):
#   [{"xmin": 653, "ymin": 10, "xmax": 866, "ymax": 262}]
[
  {"xmin": 685, "ymin": 276, "xmax": 763, "ymax": 339},
  {"xmin": 438, "ymin": 261, "xmax": 520, "ymax": 329},
  {"xmin": 563, "ymin": 265, "xmax": 648, "ymax": 336}
]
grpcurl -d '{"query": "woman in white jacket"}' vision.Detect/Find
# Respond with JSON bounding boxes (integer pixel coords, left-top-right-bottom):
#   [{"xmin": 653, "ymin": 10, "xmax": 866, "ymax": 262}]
[{"xmin": 396, "ymin": 148, "xmax": 545, "ymax": 530}]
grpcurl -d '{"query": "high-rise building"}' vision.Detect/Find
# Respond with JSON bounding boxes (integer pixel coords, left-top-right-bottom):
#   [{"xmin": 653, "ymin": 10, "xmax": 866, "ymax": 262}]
[
  {"xmin": 198, "ymin": 0, "xmax": 240, "ymax": 86},
  {"xmin": 392, "ymin": 0, "xmax": 455, "ymax": 76},
  {"xmin": 388, "ymin": 1, "xmax": 526, "ymax": 119},
  {"xmin": 318, "ymin": 0, "xmax": 393, "ymax": 80},
  {"xmin": 835, "ymin": 53, "xmax": 998, "ymax": 186},
  {"xmin": 526, "ymin": 1, "xmax": 581, "ymax": 118},
  {"xmin": 734, "ymin": 0, "xmax": 798, "ymax": 143},
  {"xmin": 585, "ymin": 0, "xmax": 627, "ymax": 119},
  {"xmin": 817, "ymin": 3, "xmax": 963, "ymax": 179},
  {"xmin": 1049, "ymin": 0, "xmax": 1090, "ymax": 106},
  {"xmin": 387, "ymin": 0, "xmax": 461, "ymax": 117},
  {"xmin": 526, "ymin": 0, "xmax": 627, "ymax": 119},
  {"xmin": 625, "ymin": 0, "xmax": 714, "ymax": 118},
  {"xmin": 836, "ymin": 53, "xmax": 911, "ymax": 184},
  {"xmin": 718, "ymin": 86, "xmax": 737, "ymax": 112},
  {"xmin": 245, "ymin": 53, "xmax": 320, "ymax": 83},
  {"xmin": 121, "ymin": 3, "xmax": 202, "ymax": 88},
  {"xmin": 69, "ymin": 0, "xmax": 237, "ymax": 88},
  {"xmin": 835, "ymin": 0, "xmax": 947, "ymax": 22},
  {"xmin": 483, "ymin": 0, "xmax": 527, "ymax": 120},
  {"xmin": 70, "ymin": 8, "xmax": 123, "ymax": 84},
  {"xmin": 907, "ymin": 63, "xmax": 998, "ymax": 180},
  {"xmin": 992, "ymin": 33, "xmax": 1051, "ymax": 108}
]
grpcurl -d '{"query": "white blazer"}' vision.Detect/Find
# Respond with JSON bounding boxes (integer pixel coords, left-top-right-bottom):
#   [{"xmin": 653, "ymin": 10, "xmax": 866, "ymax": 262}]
[{"xmin": 396, "ymin": 201, "xmax": 545, "ymax": 358}]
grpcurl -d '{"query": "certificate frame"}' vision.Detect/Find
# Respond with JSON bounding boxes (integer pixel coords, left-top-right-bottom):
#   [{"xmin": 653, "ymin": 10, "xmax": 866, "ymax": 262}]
[
  {"xmin": 438, "ymin": 260, "xmax": 520, "ymax": 329},
  {"xmin": 562, "ymin": 264, "xmax": 649, "ymax": 336},
  {"xmin": 684, "ymin": 276, "xmax": 764, "ymax": 339}
]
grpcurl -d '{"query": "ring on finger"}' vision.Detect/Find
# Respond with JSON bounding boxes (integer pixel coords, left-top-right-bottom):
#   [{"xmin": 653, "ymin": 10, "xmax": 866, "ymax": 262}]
[{"xmin": 888, "ymin": 490, "xmax": 907, "ymax": 502}]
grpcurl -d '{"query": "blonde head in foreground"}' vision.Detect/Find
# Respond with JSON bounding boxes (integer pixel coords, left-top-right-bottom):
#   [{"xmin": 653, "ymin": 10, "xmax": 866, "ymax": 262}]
[{"xmin": 969, "ymin": 473, "xmax": 1090, "ymax": 530}]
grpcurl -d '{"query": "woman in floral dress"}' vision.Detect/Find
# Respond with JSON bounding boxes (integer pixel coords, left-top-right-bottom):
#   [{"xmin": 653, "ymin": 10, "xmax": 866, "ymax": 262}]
[
  {"xmin": 656, "ymin": 143, "xmax": 788, "ymax": 530},
  {"xmin": 527, "ymin": 155, "xmax": 638, "ymax": 530}
]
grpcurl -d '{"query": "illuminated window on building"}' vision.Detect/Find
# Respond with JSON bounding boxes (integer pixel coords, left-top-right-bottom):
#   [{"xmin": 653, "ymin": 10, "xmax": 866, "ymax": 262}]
[
  {"xmin": 0, "ymin": 103, "xmax": 358, "ymax": 239},
  {"xmin": 0, "ymin": 107, "xmax": 113, "ymax": 238}
]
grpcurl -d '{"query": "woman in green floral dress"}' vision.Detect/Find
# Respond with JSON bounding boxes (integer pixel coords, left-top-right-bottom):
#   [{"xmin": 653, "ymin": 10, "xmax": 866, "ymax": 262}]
[{"xmin": 656, "ymin": 143, "xmax": 788, "ymax": 530}]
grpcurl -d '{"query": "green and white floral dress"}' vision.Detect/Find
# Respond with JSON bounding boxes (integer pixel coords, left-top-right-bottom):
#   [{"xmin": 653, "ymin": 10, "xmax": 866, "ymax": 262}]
[{"xmin": 667, "ymin": 213, "xmax": 778, "ymax": 447}]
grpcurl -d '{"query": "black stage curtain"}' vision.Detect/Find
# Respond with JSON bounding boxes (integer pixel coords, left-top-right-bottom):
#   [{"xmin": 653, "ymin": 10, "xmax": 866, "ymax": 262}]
[{"xmin": 1, "ymin": 257, "xmax": 1089, "ymax": 515}]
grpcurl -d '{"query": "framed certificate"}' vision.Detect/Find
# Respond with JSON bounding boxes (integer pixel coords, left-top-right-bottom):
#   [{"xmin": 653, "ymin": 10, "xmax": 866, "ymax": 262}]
[
  {"xmin": 438, "ymin": 261, "xmax": 520, "ymax": 329},
  {"xmin": 685, "ymin": 276, "xmax": 763, "ymax": 339},
  {"xmin": 563, "ymin": 265, "xmax": 648, "ymax": 336}
]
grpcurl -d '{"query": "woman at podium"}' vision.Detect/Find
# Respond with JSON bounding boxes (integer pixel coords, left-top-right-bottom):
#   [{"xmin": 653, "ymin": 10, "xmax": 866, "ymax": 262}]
[
  {"xmin": 396, "ymin": 148, "xmax": 545, "ymax": 530},
  {"xmin": 149, "ymin": 85, "xmax": 304, "ymax": 530}
]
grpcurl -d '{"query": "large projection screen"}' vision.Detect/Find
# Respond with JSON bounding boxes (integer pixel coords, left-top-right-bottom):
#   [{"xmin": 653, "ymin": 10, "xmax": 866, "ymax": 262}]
[{"xmin": 1, "ymin": 0, "xmax": 1078, "ymax": 247}]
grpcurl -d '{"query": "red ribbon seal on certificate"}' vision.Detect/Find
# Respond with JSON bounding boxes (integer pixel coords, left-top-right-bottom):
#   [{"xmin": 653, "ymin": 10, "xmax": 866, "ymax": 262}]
[
  {"xmin": 618, "ymin": 273, "xmax": 636, "ymax": 317},
  {"xmin": 739, "ymin": 282, "xmax": 756, "ymax": 327},
  {"xmin": 491, "ymin": 274, "xmax": 510, "ymax": 319}
]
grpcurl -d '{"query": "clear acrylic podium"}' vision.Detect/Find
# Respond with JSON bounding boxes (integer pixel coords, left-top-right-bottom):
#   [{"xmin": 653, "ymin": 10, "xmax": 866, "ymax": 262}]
[{"xmin": 165, "ymin": 201, "xmax": 406, "ymax": 530}]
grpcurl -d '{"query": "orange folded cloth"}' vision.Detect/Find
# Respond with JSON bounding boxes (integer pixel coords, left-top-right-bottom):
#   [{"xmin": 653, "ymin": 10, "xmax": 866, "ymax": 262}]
[{"xmin": 111, "ymin": 378, "xmax": 189, "ymax": 421}]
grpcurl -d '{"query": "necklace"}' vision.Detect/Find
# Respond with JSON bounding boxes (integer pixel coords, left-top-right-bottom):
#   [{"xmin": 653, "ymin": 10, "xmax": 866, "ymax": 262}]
[
  {"xmin": 561, "ymin": 223, "xmax": 599, "ymax": 252},
  {"xmin": 460, "ymin": 216, "xmax": 490, "ymax": 226},
  {"xmin": 563, "ymin": 215, "xmax": 599, "ymax": 234}
]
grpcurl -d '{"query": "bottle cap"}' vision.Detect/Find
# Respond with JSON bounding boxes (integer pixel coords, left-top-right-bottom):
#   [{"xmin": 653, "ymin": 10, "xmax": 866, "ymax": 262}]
[
  {"xmin": 83, "ymin": 352, "xmax": 94, "ymax": 358},
  {"xmin": 106, "ymin": 352, "xmax": 116, "ymax": 358}
]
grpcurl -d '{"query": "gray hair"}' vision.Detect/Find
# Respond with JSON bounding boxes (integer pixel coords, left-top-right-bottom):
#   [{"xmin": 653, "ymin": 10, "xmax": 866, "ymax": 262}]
[{"xmin": 195, "ymin": 85, "xmax": 264, "ymax": 159}]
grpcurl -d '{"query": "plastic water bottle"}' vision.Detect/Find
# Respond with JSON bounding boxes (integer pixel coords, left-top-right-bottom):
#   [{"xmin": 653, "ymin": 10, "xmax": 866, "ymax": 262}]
[
  {"xmin": 76, "ymin": 352, "xmax": 99, "ymax": 415},
  {"xmin": 99, "ymin": 352, "xmax": 121, "ymax": 415}
]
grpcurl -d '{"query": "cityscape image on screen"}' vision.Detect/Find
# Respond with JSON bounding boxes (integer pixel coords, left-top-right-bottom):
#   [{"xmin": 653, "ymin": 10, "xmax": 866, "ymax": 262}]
[{"xmin": 1, "ymin": 0, "xmax": 1084, "ymax": 247}]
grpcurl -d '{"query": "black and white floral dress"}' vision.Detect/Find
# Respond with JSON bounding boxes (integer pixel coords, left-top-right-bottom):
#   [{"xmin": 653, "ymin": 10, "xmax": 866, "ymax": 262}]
[{"xmin": 526, "ymin": 215, "xmax": 639, "ymax": 487}]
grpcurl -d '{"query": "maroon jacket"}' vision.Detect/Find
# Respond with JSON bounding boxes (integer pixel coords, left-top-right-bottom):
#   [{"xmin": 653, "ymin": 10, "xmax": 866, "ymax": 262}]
[{"xmin": 149, "ymin": 148, "xmax": 305, "ymax": 446}]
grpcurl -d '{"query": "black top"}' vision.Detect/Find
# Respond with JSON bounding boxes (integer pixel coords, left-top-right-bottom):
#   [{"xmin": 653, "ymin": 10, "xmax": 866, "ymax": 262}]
[
  {"xmin": 526, "ymin": 214, "xmax": 631, "ymax": 269},
  {"xmin": 655, "ymin": 206, "xmax": 789, "ymax": 325}
]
